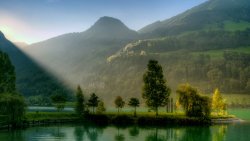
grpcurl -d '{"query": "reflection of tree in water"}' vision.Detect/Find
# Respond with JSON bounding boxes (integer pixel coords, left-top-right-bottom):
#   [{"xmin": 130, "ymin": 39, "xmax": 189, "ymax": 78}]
[
  {"xmin": 86, "ymin": 124, "xmax": 104, "ymax": 141},
  {"xmin": 114, "ymin": 127, "xmax": 125, "ymax": 141},
  {"xmin": 74, "ymin": 126, "xmax": 85, "ymax": 141},
  {"xmin": 129, "ymin": 126, "xmax": 139, "ymax": 137},
  {"xmin": 146, "ymin": 128, "xmax": 165, "ymax": 141},
  {"xmin": 51, "ymin": 126, "xmax": 66, "ymax": 139},
  {"xmin": 179, "ymin": 126, "xmax": 212, "ymax": 141},
  {"xmin": 212, "ymin": 125, "xmax": 227, "ymax": 141}
]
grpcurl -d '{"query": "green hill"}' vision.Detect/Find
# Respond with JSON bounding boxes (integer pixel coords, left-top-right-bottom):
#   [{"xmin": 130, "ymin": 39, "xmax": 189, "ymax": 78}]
[
  {"xmin": 18, "ymin": 0, "xmax": 250, "ymax": 105},
  {"xmin": 139, "ymin": 0, "xmax": 250, "ymax": 37},
  {"xmin": 0, "ymin": 31, "xmax": 72, "ymax": 101}
]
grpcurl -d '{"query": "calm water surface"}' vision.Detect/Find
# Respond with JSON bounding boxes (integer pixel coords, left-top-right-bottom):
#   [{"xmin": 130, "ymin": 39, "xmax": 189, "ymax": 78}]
[
  {"xmin": 1, "ymin": 108, "xmax": 249, "ymax": 141},
  {"xmin": 0, "ymin": 122, "xmax": 250, "ymax": 141}
]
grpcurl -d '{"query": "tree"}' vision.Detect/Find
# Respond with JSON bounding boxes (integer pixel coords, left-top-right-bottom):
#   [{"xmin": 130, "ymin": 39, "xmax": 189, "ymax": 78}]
[
  {"xmin": 87, "ymin": 93, "xmax": 99, "ymax": 114},
  {"xmin": 128, "ymin": 98, "xmax": 140, "ymax": 117},
  {"xmin": 96, "ymin": 101, "xmax": 106, "ymax": 114},
  {"xmin": 176, "ymin": 84, "xmax": 211, "ymax": 118},
  {"xmin": 51, "ymin": 93, "xmax": 67, "ymax": 112},
  {"xmin": 114, "ymin": 96, "xmax": 125, "ymax": 114},
  {"xmin": 0, "ymin": 51, "xmax": 26, "ymax": 128},
  {"xmin": 75, "ymin": 85, "xmax": 85, "ymax": 116},
  {"xmin": 0, "ymin": 93, "xmax": 26, "ymax": 127},
  {"xmin": 0, "ymin": 51, "xmax": 16, "ymax": 93},
  {"xmin": 212, "ymin": 88, "xmax": 227, "ymax": 115},
  {"xmin": 142, "ymin": 60, "xmax": 171, "ymax": 116}
]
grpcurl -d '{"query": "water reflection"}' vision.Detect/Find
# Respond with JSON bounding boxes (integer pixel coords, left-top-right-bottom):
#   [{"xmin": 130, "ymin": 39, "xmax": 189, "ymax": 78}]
[
  {"xmin": 146, "ymin": 128, "xmax": 165, "ymax": 141},
  {"xmin": 74, "ymin": 126, "xmax": 85, "ymax": 141},
  {"xmin": 129, "ymin": 126, "xmax": 139, "ymax": 137},
  {"xmin": 4, "ymin": 122, "xmax": 250, "ymax": 141},
  {"xmin": 115, "ymin": 127, "xmax": 125, "ymax": 141}
]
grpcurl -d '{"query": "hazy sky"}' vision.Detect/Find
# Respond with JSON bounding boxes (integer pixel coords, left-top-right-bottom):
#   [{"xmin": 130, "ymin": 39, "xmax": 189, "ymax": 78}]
[{"xmin": 0, "ymin": 0, "xmax": 207, "ymax": 44}]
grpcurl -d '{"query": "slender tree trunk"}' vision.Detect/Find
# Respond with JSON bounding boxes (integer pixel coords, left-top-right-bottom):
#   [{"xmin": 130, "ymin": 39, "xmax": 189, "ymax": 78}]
[
  {"xmin": 92, "ymin": 107, "xmax": 94, "ymax": 114},
  {"xmin": 156, "ymin": 107, "xmax": 158, "ymax": 116},
  {"xmin": 134, "ymin": 107, "xmax": 137, "ymax": 117}
]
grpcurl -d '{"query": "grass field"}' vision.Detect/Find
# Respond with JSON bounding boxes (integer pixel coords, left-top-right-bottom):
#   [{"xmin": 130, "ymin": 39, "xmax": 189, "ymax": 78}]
[{"xmin": 192, "ymin": 46, "xmax": 250, "ymax": 59}]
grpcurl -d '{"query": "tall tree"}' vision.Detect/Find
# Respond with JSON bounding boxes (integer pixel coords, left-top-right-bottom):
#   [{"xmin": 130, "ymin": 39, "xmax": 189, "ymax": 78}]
[
  {"xmin": 0, "ymin": 51, "xmax": 26, "ymax": 127},
  {"xmin": 128, "ymin": 98, "xmax": 140, "ymax": 117},
  {"xmin": 212, "ymin": 88, "xmax": 227, "ymax": 115},
  {"xmin": 87, "ymin": 93, "xmax": 99, "ymax": 114},
  {"xmin": 0, "ymin": 51, "xmax": 16, "ymax": 93},
  {"xmin": 75, "ymin": 85, "xmax": 85, "ymax": 116},
  {"xmin": 114, "ymin": 96, "xmax": 125, "ymax": 114},
  {"xmin": 142, "ymin": 59, "xmax": 171, "ymax": 116}
]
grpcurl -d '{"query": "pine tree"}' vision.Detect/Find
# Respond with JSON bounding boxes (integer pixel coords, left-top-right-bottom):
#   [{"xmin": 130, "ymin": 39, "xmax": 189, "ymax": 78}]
[
  {"xmin": 87, "ymin": 93, "xmax": 99, "ymax": 114},
  {"xmin": 75, "ymin": 85, "xmax": 85, "ymax": 116},
  {"xmin": 142, "ymin": 60, "xmax": 171, "ymax": 116}
]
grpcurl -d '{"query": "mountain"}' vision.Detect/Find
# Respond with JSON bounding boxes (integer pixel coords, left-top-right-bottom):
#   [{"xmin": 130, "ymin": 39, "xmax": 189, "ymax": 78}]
[
  {"xmin": 23, "ymin": 0, "xmax": 250, "ymax": 105},
  {"xmin": 83, "ymin": 16, "xmax": 138, "ymax": 40},
  {"xmin": 24, "ymin": 17, "xmax": 139, "ymax": 98},
  {"xmin": 139, "ymin": 0, "xmax": 250, "ymax": 37},
  {"xmin": 0, "ymin": 31, "xmax": 72, "ymax": 100}
]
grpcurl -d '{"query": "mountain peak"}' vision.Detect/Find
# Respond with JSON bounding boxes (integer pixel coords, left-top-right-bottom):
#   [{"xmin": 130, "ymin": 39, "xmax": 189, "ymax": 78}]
[
  {"xmin": 0, "ymin": 31, "xmax": 6, "ymax": 40},
  {"xmin": 83, "ymin": 16, "xmax": 138, "ymax": 40}
]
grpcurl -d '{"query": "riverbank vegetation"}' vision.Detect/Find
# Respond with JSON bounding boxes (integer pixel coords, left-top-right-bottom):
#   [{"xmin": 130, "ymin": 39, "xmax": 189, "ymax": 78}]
[{"xmin": 0, "ymin": 54, "xmax": 236, "ymax": 129}]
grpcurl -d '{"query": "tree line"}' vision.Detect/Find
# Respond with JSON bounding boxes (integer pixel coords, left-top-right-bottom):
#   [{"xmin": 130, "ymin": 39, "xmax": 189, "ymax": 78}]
[{"xmin": 74, "ymin": 59, "xmax": 227, "ymax": 118}]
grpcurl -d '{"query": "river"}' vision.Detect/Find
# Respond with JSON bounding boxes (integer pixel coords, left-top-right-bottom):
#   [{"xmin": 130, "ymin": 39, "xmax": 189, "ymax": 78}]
[{"xmin": 0, "ymin": 108, "xmax": 249, "ymax": 141}]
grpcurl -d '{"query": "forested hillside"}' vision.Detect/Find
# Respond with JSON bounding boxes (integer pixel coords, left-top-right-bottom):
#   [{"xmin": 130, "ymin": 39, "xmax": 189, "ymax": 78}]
[
  {"xmin": 0, "ymin": 31, "xmax": 72, "ymax": 102},
  {"xmin": 3, "ymin": 0, "xmax": 250, "ymax": 105}
]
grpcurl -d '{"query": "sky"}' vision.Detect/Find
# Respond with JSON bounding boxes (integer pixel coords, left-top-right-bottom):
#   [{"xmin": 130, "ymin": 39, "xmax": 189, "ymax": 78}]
[{"xmin": 0, "ymin": 0, "xmax": 207, "ymax": 44}]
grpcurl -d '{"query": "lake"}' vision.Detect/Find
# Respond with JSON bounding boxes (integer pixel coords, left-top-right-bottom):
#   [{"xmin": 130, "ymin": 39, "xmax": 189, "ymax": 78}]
[{"xmin": 0, "ymin": 108, "xmax": 249, "ymax": 141}]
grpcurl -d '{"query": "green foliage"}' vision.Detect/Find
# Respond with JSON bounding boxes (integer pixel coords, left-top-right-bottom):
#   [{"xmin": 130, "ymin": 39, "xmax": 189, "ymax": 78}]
[
  {"xmin": 87, "ymin": 93, "xmax": 99, "ymax": 113},
  {"xmin": 176, "ymin": 84, "xmax": 211, "ymax": 118},
  {"xmin": 128, "ymin": 98, "xmax": 140, "ymax": 117},
  {"xmin": 114, "ymin": 96, "xmax": 125, "ymax": 113},
  {"xmin": 0, "ymin": 50, "xmax": 26, "ymax": 127},
  {"xmin": 142, "ymin": 60, "xmax": 171, "ymax": 116},
  {"xmin": 0, "ymin": 93, "xmax": 26, "ymax": 126},
  {"xmin": 96, "ymin": 101, "xmax": 106, "ymax": 114},
  {"xmin": 212, "ymin": 89, "xmax": 227, "ymax": 115},
  {"xmin": 51, "ymin": 93, "xmax": 67, "ymax": 112},
  {"xmin": 75, "ymin": 85, "xmax": 85, "ymax": 116},
  {"xmin": 27, "ymin": 95, "xmax": 51, "ymax": 106},
  {"xmin": 0, "ymin": 51, "xmax": 16, "ymax": 93}
]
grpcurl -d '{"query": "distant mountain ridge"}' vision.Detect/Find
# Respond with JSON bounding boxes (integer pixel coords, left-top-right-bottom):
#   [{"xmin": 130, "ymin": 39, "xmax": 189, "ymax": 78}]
[
  {"xmin": 139, "ymin": 0, "xmax": 250, "ymax": 37},
  {"xmin": 6, "ymin": 0, "xmax": 250, "ymax": 104}
]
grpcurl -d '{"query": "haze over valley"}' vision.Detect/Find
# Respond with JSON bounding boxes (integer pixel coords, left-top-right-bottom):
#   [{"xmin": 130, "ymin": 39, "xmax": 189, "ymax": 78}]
[{"xmin": 1, "ymin": 0, "xmax": 250, "ymax": 106}]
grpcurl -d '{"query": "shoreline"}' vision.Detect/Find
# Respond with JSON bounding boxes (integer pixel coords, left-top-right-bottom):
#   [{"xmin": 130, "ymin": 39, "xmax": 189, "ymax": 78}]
[{"xmin": 0, "ymin": 112, "xmax": 241, "ymax": 130}]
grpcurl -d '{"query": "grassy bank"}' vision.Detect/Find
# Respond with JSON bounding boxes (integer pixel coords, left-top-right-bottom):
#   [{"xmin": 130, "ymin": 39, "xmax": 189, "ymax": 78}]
[
  {"xmin": 24, "ymin": 111, "xmax": 235, "ymax": 127},
  {"xmin": 25, "ymin": 112, "xmax": 78, "ymax": 121}
]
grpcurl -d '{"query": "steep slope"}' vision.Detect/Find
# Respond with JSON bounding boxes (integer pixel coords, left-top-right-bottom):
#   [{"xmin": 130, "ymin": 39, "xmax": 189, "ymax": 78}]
[
  {"xmin": 24, "ymin": 17, "xmax": 139, "ymax": 97},
  {"xmin": 139, "ymin": 0, "xmax": 250, "ymax": 37},
  {"xmin": 106, "ymin": 0, "xmax": 250, "ymax": 100},
  {"xmin": 0, "ymin": 31, "xmax": 71, "ymax": 99}
]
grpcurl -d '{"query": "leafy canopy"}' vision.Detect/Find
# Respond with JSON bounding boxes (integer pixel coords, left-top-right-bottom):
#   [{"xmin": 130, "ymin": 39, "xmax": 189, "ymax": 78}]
[{"xmin": 142, "ymin": 59, "xmax": 171, "ymax": 115}]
